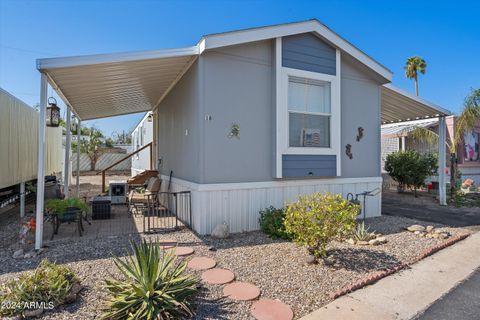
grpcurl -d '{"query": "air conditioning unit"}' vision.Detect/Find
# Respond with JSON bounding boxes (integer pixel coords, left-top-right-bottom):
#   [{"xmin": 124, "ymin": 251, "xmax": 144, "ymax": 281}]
[{"xmin": 109, "ymin": 180, "xmax": 128, "ymax": 204}]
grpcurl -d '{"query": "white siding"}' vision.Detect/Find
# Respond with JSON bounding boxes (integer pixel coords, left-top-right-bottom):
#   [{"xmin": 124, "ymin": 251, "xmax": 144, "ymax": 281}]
[{"xmin": 161, "ymin": 175, "xmax": 382, "ymax": 235}]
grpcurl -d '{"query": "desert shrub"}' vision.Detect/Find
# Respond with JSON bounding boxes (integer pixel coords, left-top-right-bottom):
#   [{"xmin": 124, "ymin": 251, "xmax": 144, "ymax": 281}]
[
  {"xmin": 0, "ymin": 259, "xmax": 79, "ymax": 317},
  {"xmin": 259, "ymin": 206, "xmax": 291, "ymax": 240},
  {"xmin": 384, "ymin": 151, "xmax": 438, "ymax": 195},
  {"xmin": 284, "ymin": 193, "xmax": 359, "ymax": 258},
  {"xmin": 102, "ymin": 239, "xmax": 198, "ymax": 320}
]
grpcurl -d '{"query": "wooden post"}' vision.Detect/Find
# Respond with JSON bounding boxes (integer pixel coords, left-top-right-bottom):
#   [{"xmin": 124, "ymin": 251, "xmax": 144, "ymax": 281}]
[{"xmin": 102, "ymin": 171, "xmax": 106, "ymax": 194}]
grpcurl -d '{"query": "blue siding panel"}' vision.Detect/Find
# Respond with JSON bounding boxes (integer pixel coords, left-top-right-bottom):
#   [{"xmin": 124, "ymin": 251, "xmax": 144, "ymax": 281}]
[
  {"xmin": 282, "ymin": 33, "xmax": 336, "ymax": 75},
  {"xmin": 282, "ymin": 155, "xmax": 337, "ymax": 177}
]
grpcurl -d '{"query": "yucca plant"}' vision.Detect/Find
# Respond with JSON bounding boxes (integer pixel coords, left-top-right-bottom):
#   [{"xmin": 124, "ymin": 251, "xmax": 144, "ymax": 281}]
[
  {"xmin": 353, "ymin": 222, "xmax": 375, "ymax": 242},
  {"xmin": 102, "ymin": 239, "xmax": 198, "ymax": 320}
]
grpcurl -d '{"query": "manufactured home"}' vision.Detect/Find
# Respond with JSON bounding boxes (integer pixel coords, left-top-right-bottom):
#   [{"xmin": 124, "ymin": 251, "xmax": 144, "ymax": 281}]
[
  {"xmin": 34, "ymin": 20, "xmax": 451, "ymax": 242},
  {"xmin": 131, "ymin": 112, "xmax": 154, "ymax": 176}
]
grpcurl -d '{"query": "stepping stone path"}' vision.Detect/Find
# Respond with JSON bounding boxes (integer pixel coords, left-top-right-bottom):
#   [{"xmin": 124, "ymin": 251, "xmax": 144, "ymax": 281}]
[
  {"xmin": 201, "ymin": 268, "xmax": 235, "ymax": 285},
  {"xmin": 223, "ymin": 282, "xmax": 261, "ymax": 301},
  {"xmin": 172, "ymin": 246, "xmax": 195, "ymax": 257},
  {"xmin": 187, "ymin": 256, "xmax": 217, "ymax": 270},
  {"xmin": 251, "ymin": 299, "xmax": 294, "ymax": 320},
  {"xmin": 164, "ymin": 239, "xmax": 293, "ymax": 319}
]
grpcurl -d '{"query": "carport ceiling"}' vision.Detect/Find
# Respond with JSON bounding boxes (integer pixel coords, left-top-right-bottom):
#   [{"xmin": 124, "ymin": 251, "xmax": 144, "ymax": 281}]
[
  {"xmin": 37, "ymin": 47, "xmax": 199, "ymax": 120},
  {"xmin": 381, "ymin": 84, "xmax": 451, "ymax": 124}
]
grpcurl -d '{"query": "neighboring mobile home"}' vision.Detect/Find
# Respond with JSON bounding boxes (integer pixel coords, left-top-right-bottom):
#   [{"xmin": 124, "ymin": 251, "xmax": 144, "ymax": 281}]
[
  {"xmin": 381, "ymin": 116, "xmax": 480, "ymax": 184},
  {"xmin": 35, "ymin": 20, "xmax": 451, "ymax": 240},
  {"xmin": 131, "ymin": 112, "xmax": 154, "ymax": 176}
]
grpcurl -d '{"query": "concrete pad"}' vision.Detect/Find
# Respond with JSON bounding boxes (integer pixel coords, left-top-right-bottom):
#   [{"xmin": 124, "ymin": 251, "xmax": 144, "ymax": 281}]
[
  {"xmin": 301, "ymin": 232, "xmax": 480, "ymax": 320},
  {"xmin": 301, "ymin": 296, "xmax": 394, "ymax": 320}
]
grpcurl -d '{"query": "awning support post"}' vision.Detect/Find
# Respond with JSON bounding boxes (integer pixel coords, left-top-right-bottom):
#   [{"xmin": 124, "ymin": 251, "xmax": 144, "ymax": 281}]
[
  {"xmin": 438, "ymin": 116, "xmax": 447, "ymax": 206},
  {"xmin": 76, "ymin": 119, "xmax": 81, "ymax": 196},
  {"xmin": 35, "ymin": 73, "xmax": 47, "ymax": 250},
  {"xmin": 64, "ymin": 106, "xmax": 71, "ymax": 198},
  {"xmin": 20, "ymin": 181, "xmax": 25, "ymax": 218}
]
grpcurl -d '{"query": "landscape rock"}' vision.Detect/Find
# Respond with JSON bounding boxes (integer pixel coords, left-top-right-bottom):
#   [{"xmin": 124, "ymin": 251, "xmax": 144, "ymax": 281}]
[
  {"xmin": 306, "ymin": 255, "xmax": 317, "ymax": 265},
  {"xmin": 211, "ymin": 223, "xmax": 229, "ymax": 239},
  {"xmin": 13, "ymin": 249, "xmax": 24, "ymax": 259},
  {"xmin": 23, "ymin": 308, "xmax": 44, "ymax": 318},
  {"xmin": 414, "ymin": 231, "xmax": 421, "ymax": 235},
  {"xmin": 356, "ymin": 240, "xmax": 369, "ymax": 246},
  {"xmin": 346, "ymin": 238, "xmax": 355, "ymax": 245},
  {"xmin": 434, "ymin": 229, "xmax": 443, "ymax": 234},
  {"xmin": 24, "ymin": 250, "xmax": 37, "ymax": 259},
  {"xmin": 426, "ymin": 226, "xmax": 434, "ymax": 232},
  {"xmin": 440, "ymin": 233, "xmax": 450, "ymax": 239},
  {"xmin": 369, "ymin": 238, "xmax": 381, "ymax": 246},
  {"xmin": 376, "ymin": 236, "xmax": 387, "ymax": 244},
  {"xmin": 408, "ymin": 225, "xmax": 425, "ymax": 232}
]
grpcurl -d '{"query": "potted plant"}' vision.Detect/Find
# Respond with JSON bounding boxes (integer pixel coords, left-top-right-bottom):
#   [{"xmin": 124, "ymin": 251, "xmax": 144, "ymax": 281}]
[{"xmin": 45, "ymin": 198, "xmax": 89, "ymax": 239}]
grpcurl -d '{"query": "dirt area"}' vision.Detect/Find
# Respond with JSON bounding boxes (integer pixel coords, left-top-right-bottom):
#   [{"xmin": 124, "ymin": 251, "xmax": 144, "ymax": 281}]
[
  {"xmin": 0, "ymin": 215, "xmax": 471, "ymax": 320},
  {"xmin": 69, "ymin": 174, "xmax": 131, "ymax": 199}
]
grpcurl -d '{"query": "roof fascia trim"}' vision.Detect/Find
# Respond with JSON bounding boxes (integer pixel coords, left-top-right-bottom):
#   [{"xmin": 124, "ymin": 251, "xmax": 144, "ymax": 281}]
[
  {"xmin": 201, "ymin": 20, "xmax": 393, "ymax": 81},
  {"xmin": 37, "ymin": 46, "xmax": 200, "ymax": 70}
]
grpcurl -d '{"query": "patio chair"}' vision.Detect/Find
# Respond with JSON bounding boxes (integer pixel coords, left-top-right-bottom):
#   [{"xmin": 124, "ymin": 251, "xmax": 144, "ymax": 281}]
[{"xmin": 128, "ymin": 177, "xmax": 162, "ymax": 215}]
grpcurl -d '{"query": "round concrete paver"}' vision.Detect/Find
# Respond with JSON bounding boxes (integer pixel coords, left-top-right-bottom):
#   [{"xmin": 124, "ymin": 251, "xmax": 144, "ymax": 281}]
[
  {"xmin": 187, "ymin": 256, "xmax": 217, "ymax": 270},
  {"xmin": 223, "ymin": 282, "xmax": 261, "ymax": 301},
  {"xmin": 201, "ymin": 268, "xmax": 235, "ymax": 285},
  {"xmin": 251, "ymin": 299, "xmax": 294, "ymax": 320},
  {"xmin": 173, "ymin": 247, "xmax": 194, "ymax": 256}
]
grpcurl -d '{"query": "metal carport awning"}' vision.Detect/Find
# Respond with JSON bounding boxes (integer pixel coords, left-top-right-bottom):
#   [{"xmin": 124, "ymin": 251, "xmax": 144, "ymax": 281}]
[
  {"xmin": 381, "ymin": 84, "xmax": 451, "ymax": 124},
  {"xmin": 37, "ymin": 46, "xmax": 200, "ymax": 120}
]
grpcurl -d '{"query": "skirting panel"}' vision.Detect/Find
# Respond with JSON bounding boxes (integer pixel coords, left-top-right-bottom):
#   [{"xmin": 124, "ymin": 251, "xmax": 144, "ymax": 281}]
[{"xmin": 160, "ymin": 175, "xmax": 382, "ymax": 235}]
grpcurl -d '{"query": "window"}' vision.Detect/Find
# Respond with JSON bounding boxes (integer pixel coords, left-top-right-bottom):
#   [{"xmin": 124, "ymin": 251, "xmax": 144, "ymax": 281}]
[
  {"xmin": 288, "ymin": 76, "xmax": 331, "ymax": 148},
  {"xmin": 464, "ymin": 130, "xmax": 479, "ymax": 161}
]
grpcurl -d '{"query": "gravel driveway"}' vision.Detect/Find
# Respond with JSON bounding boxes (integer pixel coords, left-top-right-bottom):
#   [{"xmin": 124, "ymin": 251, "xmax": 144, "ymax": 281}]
[{"xmin": 0, "ymin": 216, "xmax": 471, "ymax": 319}]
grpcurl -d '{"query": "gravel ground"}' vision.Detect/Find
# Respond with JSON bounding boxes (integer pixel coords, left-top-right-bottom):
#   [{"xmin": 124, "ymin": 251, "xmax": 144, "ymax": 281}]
[{"xmin": 0, "ymin": 216, "xmax": 471, "ymax": 320}]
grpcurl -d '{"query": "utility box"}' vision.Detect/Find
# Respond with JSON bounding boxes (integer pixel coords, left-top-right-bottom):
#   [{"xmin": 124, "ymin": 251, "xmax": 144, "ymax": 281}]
[{"xmin": 109, "ymin": 180, "xmax": 128, "ymax": 204}]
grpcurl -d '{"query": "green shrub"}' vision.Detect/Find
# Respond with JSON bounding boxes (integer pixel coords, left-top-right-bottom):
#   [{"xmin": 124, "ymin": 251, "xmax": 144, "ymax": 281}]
[
  {"xmin": 0, "ymin": 259, "xmax": 79, "ymax": 317},
  {"xmin": 102, "ymin": 239, "xmax": 198, "ymax": 320},
  {"xmin": 384, "ymin": 151, "xmax": 438, "ymax": 195},
  {"xmin": 259, "ymin": 206, "xmax": 291, "ymax": 240},
  {"xmin": 284, "ymin": 193, "xmax": 359, "ymax": 258}
]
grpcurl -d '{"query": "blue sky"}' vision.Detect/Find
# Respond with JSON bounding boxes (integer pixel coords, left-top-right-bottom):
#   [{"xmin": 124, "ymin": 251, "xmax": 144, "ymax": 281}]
[{"xmin": 1, "ymin": 0, "xmax": 479, "ymax": 137}]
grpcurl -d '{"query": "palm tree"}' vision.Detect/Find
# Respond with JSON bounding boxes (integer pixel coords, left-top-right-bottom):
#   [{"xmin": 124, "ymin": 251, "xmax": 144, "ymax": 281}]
[
  {"xmin": 405, "ymin": 56, "xmax": 427, "ymax": 96},
  {"xmin": 407, "ymin": 88, "xmax": 480, "ymax": 198}
]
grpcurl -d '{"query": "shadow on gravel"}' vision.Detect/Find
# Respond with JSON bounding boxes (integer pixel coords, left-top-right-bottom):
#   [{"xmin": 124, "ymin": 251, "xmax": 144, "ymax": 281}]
[
  {"xmin": 328, "ymin": 247, "xmax": 401, "ymax": 272},
  {"xmin": 193, "ymin": 287, "xmax": 233, "ymax": 320}
]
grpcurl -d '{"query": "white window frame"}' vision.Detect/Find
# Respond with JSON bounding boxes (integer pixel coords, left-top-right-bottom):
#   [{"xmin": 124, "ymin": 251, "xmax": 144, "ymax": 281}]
[{"xmin": 275, "ymin": 37, "xmax": 341, "ymax": 177}]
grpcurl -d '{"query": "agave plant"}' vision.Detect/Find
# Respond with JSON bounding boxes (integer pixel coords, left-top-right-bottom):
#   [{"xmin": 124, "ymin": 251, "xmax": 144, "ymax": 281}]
[
  {"xmin": 353, "ymin": 222, "xmax": 375, "ymax": 242},
  {"xmin": 102, "ymin": 239, "xmax": 198, "ymax": 320}
]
